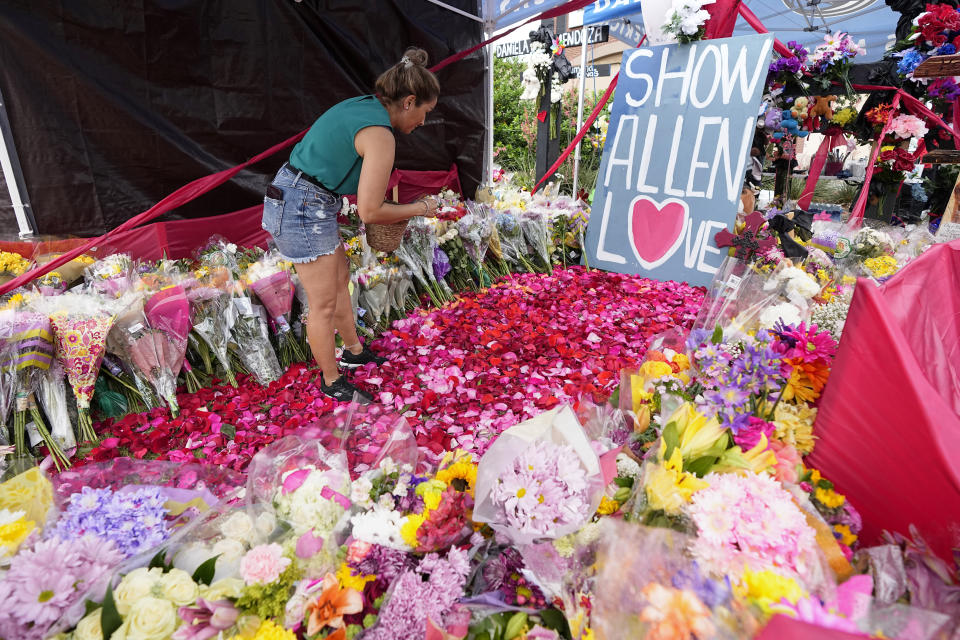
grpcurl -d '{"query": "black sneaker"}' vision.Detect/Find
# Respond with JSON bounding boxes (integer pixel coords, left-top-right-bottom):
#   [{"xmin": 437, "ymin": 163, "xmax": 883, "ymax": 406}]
[
  {"xmin": 320, "ymin": 376, "xmax": 373, "ymax": 404},
  {"xmin": 340, "ymin": 345, "xmax": 387, "ymax": 368}
]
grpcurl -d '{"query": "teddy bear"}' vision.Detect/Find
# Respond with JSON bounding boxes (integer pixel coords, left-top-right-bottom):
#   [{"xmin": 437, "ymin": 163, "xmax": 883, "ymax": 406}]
[
  {"xmin": 808, "ymin": 95, "xmax": 837, "ymax": 127},
  {"xmin": 790, "ymin": 96, "xmax": 810, "ymax": 122}
]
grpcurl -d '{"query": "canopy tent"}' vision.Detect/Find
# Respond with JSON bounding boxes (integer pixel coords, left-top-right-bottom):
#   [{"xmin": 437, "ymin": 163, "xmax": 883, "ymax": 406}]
[{"xmin": 0, "ymin": 0, "xmax": 484, "ymax": 238}]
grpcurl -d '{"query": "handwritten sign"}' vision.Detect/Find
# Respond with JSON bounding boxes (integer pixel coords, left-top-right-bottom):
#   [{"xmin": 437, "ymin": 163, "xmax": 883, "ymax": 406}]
[{"xmin": 585, "ymin": 35, "xmax": 773, "ymax": 286}]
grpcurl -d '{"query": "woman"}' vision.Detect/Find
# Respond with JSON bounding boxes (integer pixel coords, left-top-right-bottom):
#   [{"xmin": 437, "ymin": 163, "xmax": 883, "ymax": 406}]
[{"xmin": 261, "ymin": 47, "xmax": 440, "ymax": 402}]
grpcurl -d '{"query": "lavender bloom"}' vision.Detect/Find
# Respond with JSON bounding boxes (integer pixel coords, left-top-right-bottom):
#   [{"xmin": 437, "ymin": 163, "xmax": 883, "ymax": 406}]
[
  {"xmin": 352, "ymin": 544, "xmax": 414, "ymax": 590},
  {"xmin": 46, "ymin": 486, "xmax": 170, "ymax": 558},
  {"xmin": 672, "ymin": 563, "xmax": 732, "ymax": 608}
]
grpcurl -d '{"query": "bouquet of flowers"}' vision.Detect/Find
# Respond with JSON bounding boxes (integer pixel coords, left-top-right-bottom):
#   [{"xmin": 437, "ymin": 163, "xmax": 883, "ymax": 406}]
[
  {"xmin": 36, "ymin": 270, "xmax": 67, "ymax": 296},
  {"xmin": 456, "ymin": 202, "xmax": 495, "ymax": 285},
  {"xmin": 494, "ymin": 212, "xmax": 535, "ymax": 272},
  {"xmin": 519, "ymin": 210, "xmax": 552, "ymax": 272},
  {"xmin": 0, "ymin": 250, "xmax": 31, "ymax": 285},
  {"xmin": 245, "ymin": 253, "xmax": 305, "ymax": 369},
  {"xmin": 768, "ymin": 41, "xmax": 810, "ymax": 87},
  {"xmin": 230, "ymin": 293, "xmax": 283, "ymax": 386},
  {"xmin": 39, "ymin": 292, "xmax": 118, "ymax": 444},
  {"xmin": 809, "ymin": 32, "xmax": 865, "ymax": 94},
  {"xmin": 187, "ymin": 265, "xmax": 238, "ymax": 387},
  {"xmin": 36, "ymin": 361, "xmax": 75, "ymax": 458},
  {"xmin": 473, "ymin": 405, "xmax": 604, "ymax": 544},
  {"xmin": 1, "ymin": 311, "xmax": 69, "ymax": 468},
  {"xmin": 84, "ymin": 253, "xmax": 135, "ymax": 297},
  {"xmin": 396, "ymin": 219, "xmax": 450, "ymax": 306},
  {"xmin": 143, "ymin": 282, "xmax": 203, "ymax": 393},
  {"xmin": 662, "ymin": 0, "xmax": 716, "ymax": 44}
]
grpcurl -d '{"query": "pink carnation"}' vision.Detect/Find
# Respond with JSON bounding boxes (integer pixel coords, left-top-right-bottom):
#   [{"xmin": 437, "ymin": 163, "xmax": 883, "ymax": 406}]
[
  {"xmin": 889, "ymin": 114, "xmax": 929, "ymax": 140},
  {"xmin": 240, "ymin": 543, "xmax": 291, "ymax": 585}
]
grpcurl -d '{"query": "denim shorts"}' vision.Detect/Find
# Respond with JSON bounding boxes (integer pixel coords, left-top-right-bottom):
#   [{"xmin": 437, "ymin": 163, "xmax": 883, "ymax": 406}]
[{"xmin": 261, "ymin": 164, "xmax": 342, "ymax": 263}]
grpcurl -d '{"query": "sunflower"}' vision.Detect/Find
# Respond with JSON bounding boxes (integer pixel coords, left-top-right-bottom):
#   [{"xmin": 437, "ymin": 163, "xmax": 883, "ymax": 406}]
[{"xmin": 435, "ymin": 460, "xmax": 477, "ymax": 496}]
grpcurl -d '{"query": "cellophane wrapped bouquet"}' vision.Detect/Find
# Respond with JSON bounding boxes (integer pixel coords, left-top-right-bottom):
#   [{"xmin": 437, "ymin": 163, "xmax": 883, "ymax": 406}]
[
  {"xmin": 473, "ymin": 405, "xmax": 605, "ymax": 545},
  {"xmin": 0, "ymin": 308, "xmax": 69, "ymax": 469},
  {"xmin": 186, "ymin": 262, "xmax": 238, "ymax": 387},
  {"xmin": 245, "ymin": 252, "xmax": 305, "ymax": 370},
  {"xmin": 84, "ymin": 253, "xmax": 135, "ymax": 298}
]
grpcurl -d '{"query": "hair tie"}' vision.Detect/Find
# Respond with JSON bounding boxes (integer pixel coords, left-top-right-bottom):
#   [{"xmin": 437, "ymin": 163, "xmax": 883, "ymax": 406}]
[{"xmin": 400, "ymin": 55, "xmax": 413, "ymax": 68}]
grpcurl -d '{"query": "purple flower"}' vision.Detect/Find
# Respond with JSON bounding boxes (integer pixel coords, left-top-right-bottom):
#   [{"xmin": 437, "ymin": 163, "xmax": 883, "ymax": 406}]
[
  {"xmin": 672, "ymin": 563, "xmax": 732, "ymax": 608},
  {"xmin": 732, "ymin": 416, "xmax": 776, "ymax": 449},
  {"xmin": 352, "ymin": 544, "xmax": 414, "ymax": 590},
  {"xmin": 46, "ymin": 486, "xmax": 170, "ymax": 558},
  {"xmin": 174, "ymin": 599, "xmax": 240, "ymax": 640},
  {"xmin": 364, "ymin": 547, "xmax": 471, "ymax": 640}
]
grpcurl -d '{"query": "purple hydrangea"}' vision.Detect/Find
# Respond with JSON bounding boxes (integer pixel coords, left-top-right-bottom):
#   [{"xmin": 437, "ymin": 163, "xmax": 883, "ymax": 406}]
[{"xmin": 46, "ymin": 486, "xmax": 170, "ymax": 558}]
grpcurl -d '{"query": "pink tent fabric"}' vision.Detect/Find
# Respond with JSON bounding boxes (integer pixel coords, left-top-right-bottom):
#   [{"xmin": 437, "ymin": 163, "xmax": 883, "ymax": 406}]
[
  {"xmin": 810, "ymin": 239, "xmax": 960, "ymax": 562},
  {"xmin": 756, "ymin": 615, "xmax": 867, "ymax": 639}
]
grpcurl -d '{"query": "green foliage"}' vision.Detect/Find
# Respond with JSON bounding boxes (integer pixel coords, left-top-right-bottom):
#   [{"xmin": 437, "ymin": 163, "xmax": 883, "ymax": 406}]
[
  {"xmin": 235, "ymin": 561, "xmax": 299, "ymax": 621},
  {"xmin": 493, "ymin": 58, "xmax": 611, "ymax": 198}
]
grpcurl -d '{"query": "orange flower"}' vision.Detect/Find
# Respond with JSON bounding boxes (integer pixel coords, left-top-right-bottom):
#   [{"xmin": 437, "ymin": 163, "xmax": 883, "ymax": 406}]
[
  {"xmin": 304, "ymin": 573, "xmax": 363, "ymax": 636},
  {"xmin": 781, "ymin": 358, "xmax": 830, "ymax": 403}
]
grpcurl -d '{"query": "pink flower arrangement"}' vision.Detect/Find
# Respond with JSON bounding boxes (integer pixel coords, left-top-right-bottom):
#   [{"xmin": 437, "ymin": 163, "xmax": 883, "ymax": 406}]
[
  {"xmin": 239, "ymin": 543, "xmax": 291, "ymax": 585},
  {"xmin": 688, "ymin": 472, "xmax": 819, "ymax": 581},
  {"xmin": 888, "ymin": 114, "xmax": 929, "ymax": 140}
]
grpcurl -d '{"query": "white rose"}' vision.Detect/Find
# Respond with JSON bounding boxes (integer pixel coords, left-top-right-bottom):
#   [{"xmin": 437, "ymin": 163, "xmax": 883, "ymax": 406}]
[
  {"xmin": 255, "ymin": 512, "xmax": 277, "ymax": 538},
  {"xmin": 74, "ymin": 610, "xmax": 104, "ymax": 640},
  {"xmin": 199, "ymin": 577, "xmax": 246, "ymax": 602},
  {"xmin": 114, "ymin": 567, "xmax": 163, "ymax": 616},
  {"xmin": 212, "ymin": 538, "xmax": 246, "ymax": 562},
  {"xmin": 221, "ymin": 512, "xmax": 255, "ymax": 542},
  {"xmin": 123, "ymin": 596, "xmax": 178, "ymax": 640},
  {"xmin": 158, "ymin": 568, "xmax": 199, "ymax": 607}
]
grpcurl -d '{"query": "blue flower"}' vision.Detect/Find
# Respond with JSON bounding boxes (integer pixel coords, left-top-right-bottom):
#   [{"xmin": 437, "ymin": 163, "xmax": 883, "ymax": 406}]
[
  {"xmin": 897, "ymin": 49, "xmax": 928, "ymax": 75},
  {"xmin": 937, "ymin": 43, "xmax": 957, "ymax": 55}
]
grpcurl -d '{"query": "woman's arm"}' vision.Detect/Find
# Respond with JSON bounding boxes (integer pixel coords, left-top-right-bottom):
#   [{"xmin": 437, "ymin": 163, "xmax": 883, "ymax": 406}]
[{"xmin": 354, "ymin": 127, "xmax": 437, "ymax": 224}]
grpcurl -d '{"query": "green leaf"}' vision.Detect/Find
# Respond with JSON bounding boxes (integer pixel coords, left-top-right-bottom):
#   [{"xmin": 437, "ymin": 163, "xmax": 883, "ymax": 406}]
[
  {"xmin": 100, "ymin": 586, "xmax": 123, "ymax": 639},
  {"xmin": 539, "ymin": 607, "xmax": 573, "ymax": 639},
  {"xmin": 220, "ymin": 423, "xmax": 236, "ymax": 440},
  {"xmin": 613, "ymin": 476, "xmax": 634, "ymax": 489},
  {"xmin": 684, "ymin": 455, "xmax": 718, "ymax": 477},
  {"xmin": 613, "ymin": 486, "xmax": 632, "ymax": 503},
  {"xmin": 711, "ymin": 325, "xmax": 724, "ymax": 344},
  {"xmin": 607, "ymin": 387, "xmax": 620, "ymax": 408},
  {"xmin": 192, "ymin": 554, "xmax": 221, "ymax": 586},
  {"xmin": 505, "ymin": 612, "xmax": 528, "ymax": 639},
  {"xmin": 148, "ymin": 548, "xmax": 170, "ymax": 570},
  {"xmin": 84, "ymin": 599, "xmax": 100, "ymax": 616},
  {"xmin": 661, "ymin": 421, "xmax": 680, "ymax": 460}
]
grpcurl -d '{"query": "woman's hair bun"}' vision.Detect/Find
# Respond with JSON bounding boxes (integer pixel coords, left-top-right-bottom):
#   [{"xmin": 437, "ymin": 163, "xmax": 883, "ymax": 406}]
[{"xmin": 402, "ymin": 47, "xmax": 429, "ymax": 67}]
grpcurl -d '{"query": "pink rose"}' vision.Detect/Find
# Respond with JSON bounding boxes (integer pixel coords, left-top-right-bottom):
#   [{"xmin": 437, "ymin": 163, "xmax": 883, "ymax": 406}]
[
  {"xmin": 239, "ymin": 543, "xmax": 291, "ymax": 585},
  {"xmin": 769, "ymin": 440, "xmax": 801, "ymax": 485}
]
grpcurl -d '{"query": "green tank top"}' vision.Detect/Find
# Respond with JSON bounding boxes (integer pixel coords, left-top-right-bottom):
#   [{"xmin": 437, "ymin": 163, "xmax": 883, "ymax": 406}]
[{"xmin": 289, "ymin": 95, "xmax": 393, "ymax": 195}]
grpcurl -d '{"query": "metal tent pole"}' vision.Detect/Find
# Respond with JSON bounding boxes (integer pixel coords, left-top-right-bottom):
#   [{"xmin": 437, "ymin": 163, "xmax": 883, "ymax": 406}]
[
  {"xmin": 0, "ymin": 83, "xmax": 35, "ymax": 236},
  {"xmin": 572, "ymin": 25, "xmax": 588, "ymax": 196}
]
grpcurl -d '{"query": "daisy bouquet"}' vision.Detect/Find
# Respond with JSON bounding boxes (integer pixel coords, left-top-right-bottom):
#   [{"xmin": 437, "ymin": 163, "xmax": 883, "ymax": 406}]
[
  {"xmin": 473, "ymin": 405, "xmax": 604, "ymax": 544},
  {"xmin": 245, "ymin": 253, "xmax": 305, "ymax": 369}
]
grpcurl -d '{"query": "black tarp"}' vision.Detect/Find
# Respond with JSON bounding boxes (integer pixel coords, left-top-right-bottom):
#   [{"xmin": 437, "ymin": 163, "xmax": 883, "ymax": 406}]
[{"xmin": 0, "ymin": 0, "xmax": 484, "ymax": 237}]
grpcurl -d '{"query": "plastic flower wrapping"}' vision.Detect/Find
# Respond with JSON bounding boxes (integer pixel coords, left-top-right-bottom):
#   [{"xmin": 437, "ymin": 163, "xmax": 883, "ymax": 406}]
[{"xmin": 245, "ymin": 252, "xmax": 305, "ymax": 369}]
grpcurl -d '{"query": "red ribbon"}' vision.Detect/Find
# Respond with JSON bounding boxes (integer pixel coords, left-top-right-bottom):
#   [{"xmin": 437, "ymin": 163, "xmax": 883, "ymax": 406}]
[
  {"xmin": 798, "ymin": 129, "xmax": 847, "ymax": 210},
  {"xmin": 850, "ymin": 92, "xmax": 903, "ymax": 226},
  {"xmin": 1, "ymin": 0, "xmax": 600, "ymax": 295}
]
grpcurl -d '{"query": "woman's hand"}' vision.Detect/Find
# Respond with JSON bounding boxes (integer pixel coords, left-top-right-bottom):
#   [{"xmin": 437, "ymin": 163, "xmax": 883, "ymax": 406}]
[{"xmin": 416, "ymin": 195, "xmax": 439, "ymax": 219}]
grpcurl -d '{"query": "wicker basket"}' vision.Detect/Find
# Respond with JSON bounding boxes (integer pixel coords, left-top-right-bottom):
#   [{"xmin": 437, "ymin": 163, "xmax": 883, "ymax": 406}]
[{"xmin": 365, "ymin": 220, "xmax": 409, "ymax": 253}]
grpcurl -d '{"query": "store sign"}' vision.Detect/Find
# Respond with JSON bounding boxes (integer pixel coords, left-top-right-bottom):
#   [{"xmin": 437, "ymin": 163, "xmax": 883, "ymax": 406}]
[
  {"xmin": 496, "ymin": 26, "xmax": 609, "ymax": 58},
  {"xmin": 607, "ymin": 15, "xmax": 646, "ymax": 47},
  {"xmin": 584, "ymin": 35, "xmax": 773, "ymax": 286},
  {"xmin": 571, "ymin": 64, "xmax": 613, "ymax": 78},
  {"xmin": 557, "ymin": 25, "xmax": 610, "ymax": 48}
]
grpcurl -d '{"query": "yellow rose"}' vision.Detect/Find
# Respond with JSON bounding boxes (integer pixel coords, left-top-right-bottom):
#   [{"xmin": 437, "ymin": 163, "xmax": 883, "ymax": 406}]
[
  {"xmin": 200, "ymin": 577, "xmax": 246, "ymax": 602},
  {"xmin": 114, "ymin": 567, "xmax": 163, "ymax": 616},
  {"xmin": 0, "ymin": 467, "xmax": 54, "ymax": 525},
  {"xmin": 74, "ymin": 609, "xmax": 104, "ymax": 640},
  {"xmin": 158, "ymin": 568, "xmax": 199, "ymax": 607},
  {"xmin": 122, "ymin": 596, "xmax": 178, "ymax": 640}
]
